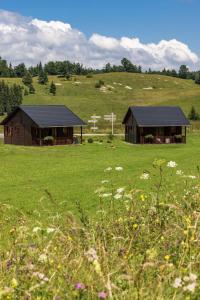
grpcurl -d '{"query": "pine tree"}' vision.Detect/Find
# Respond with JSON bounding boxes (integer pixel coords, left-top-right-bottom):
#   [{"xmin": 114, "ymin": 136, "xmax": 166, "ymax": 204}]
[
  {"xmin": 195, "ymin": 72, "xmax": 200, "ymax": 85},
  {"xmin": 29, "ymin": 84, "xmax": 35, "ymax": 94},
  {"xmin": 188, "ymin": 106, "xmax": 199, "ymax": 120},
  {"xmin": 50, "ymin": 81, "xmax": 56, "ymax": 95},
  {"xmin": 38, "ymin": 69, "xmax": 48, "ymax": 85},
  {"xmin": 22, "ymin": 71, "xmax": 33, "ymax": 87}
]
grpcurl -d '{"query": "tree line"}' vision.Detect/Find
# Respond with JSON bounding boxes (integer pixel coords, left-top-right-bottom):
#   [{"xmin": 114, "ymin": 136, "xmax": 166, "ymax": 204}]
[
  {"xmin": 0, "ymin": 81, "xmax": 23, "ymax": 115},
  {"xmin": 1, "ymin": 56, "xmax": 200, "ymax": 85}
]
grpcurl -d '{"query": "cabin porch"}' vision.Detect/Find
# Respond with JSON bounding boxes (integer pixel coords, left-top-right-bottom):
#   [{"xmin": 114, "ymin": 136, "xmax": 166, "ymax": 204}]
[
  {"xmin": 31, "ymin": 126, "xmax": 83, "ymax": 146},
  {"xmin": 125, "ymin": 126, "xmax": 187, "ymax": 144}
]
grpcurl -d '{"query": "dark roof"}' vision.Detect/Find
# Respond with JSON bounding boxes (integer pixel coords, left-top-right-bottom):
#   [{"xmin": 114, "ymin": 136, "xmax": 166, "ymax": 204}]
[
  {"xmin": 123, "ymin": 106, "xmax": 190, "ymax": 127},
  {"xmin": 1, "ymin": 105, "xmax": 86, "ymax": 127}
]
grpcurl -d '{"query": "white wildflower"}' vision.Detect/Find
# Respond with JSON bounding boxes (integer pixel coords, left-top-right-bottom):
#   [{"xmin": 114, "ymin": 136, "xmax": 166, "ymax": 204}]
[
  {"xmin": 46, "ymin": 228, "xmax": 56, "ymax": 234},
  {"xmin": 101, "ymin": 193, "xmax": 112, "ymax": 198},
  {"xmin": 32, "ymin": 227, "xmax": 42, "ymax": 233},
  {"xmin": 176, "ymin": 170, "xmax": 184, "ymax": 176},
  {"xmin": 188, "ymin": 175, "xmax": 197, "ymax": 179},
  {"xmin": 38, "ymin": 254, "xmax": 47, "ymax": 263},
  {"xmin": 104, "ymin": 167, "xmax": 112, "ymax": 172},
  {"xmin": 85, "ymin": 248, "xmax": 98, "ymax": 262},
  {"xmin": 125, "ymin": 194, "xmax": 132, "ymax": 200},
  {"xmin": 189, "ymin": 273, "xmax": 197, "ymax": 282},
  {"xmin": 140, "ymin": 173, "xmax": 150, "ymax": 180},
  {"xmin": 167, "ymin": 161, "xmax": 177, "ymax": 168},
  {"xmin": 115, "ymin": 166, "xmax": 123, "ymax": 171},
  {"xmin": 173, "ymin": 278, "xmax": 182, "ymax": 288},
  {"xmin": 114, "ymin": 194, "xmax": 122, "ymax": 200},
  {"xmin": 116, "ymin": 187, "xmax": 125, "ymax": 194},
  {"xmin": 183, "ymin": 282, "xmax": 196, "ymax": 293},
  {"xmin": 101, "ymin": 180, "xmax": 109, "ymax": 184}
]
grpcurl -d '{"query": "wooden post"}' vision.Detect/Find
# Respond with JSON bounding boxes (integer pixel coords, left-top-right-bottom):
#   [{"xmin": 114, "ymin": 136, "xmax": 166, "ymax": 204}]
[
  {"xmin": 185, "ymin": 126, "xmax": 186, "ymax": 144},
  {"xmin": 39, "ymin": 128, "xmax": 42, "ymax": 146},
  {"xmin": 81, "ymin": 126, "xmax": 83, "ymax": 144}
]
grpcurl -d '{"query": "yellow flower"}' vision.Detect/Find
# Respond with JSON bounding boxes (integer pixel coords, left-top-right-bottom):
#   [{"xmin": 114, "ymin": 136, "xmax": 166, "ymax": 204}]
[
  {"xmin": 160, "ymin": 236, "xmax": 164, "ymax": 241},
  {"xmin": 133, "ymin": 223, "xmax": 138, "ymax": 229},
  {"xmin": 164, "ymin": 255, "xmax": 170, "ymax": 261},
  {"xmin": 93, "ymin": 260, "xmax": 102, "ymax": 275},
  {"xmin": 11, "ymin": 278, "xmax": 18, "ymax": 289},
  {"xmin": 140, "ymin": 194, "xmax": 145, "ymax": 202}
]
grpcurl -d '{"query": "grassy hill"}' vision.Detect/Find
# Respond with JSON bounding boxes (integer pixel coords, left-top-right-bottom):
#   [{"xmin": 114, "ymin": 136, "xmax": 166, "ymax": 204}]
[{"xmin": 2, "ymin": 73, "xmax": 200, "ymax": 131}]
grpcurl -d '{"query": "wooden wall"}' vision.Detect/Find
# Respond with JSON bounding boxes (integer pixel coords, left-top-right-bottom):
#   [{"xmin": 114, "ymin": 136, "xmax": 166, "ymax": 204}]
[{"xmin": 4, "ymin": 110, "xmax": 35, "ymax": 146}]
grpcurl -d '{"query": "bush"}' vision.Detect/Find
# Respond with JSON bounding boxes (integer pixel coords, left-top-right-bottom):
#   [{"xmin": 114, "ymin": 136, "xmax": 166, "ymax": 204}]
[
  {"xmin": 87, "ymin": 138, "xmax": 94, "ymax": 143},
  {"xmin": 95, "ymin": 80, "xmax": 105, "ymax": 89},
  {"xmin": 144, "ymin": 134, "xmax": 154, "ymax": 143}
]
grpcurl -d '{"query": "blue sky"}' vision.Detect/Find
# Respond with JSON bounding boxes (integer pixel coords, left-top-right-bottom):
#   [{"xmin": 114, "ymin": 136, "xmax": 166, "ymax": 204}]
[
  {"xmin": 0, "ymin": 0, "xmax": 199, "ymax": 52},
  {"xmin": 0, "ymin": 0, "xmax": 199, "ymax": 69}
]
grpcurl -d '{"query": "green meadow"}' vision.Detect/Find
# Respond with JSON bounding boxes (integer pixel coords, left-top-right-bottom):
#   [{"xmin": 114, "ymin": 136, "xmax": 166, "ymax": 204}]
[
  {"xmin": 0, "ymin": 133, "xmax": 200, "ymax": 219},
  {"xmin": 2, "ymin": 72, "xmax": 200, "ymax": 131}
]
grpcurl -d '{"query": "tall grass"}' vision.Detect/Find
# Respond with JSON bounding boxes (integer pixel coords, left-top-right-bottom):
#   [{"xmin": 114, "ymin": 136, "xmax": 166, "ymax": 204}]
[{"xmin": 0, "ymin": 159, "xmax": 200, "ymax": 299}]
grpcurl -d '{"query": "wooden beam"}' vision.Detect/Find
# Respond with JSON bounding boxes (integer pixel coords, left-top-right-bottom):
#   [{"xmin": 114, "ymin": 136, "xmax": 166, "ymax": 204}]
[{"xmin": 81, "ymin": 126, "xmax": 83, "ymax": 144}]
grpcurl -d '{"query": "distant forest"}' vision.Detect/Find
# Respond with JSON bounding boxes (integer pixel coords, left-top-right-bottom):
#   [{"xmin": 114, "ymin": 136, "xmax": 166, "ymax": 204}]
[{"xmin": 0, "ymin": 56, "xmax": 200, "ymax": 84}]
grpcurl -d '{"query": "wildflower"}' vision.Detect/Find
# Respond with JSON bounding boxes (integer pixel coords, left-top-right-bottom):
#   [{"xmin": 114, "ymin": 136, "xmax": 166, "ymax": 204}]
[
  {"xmin": 75, "ymin": 283, "xmax": 85, "ymax": 290},
  {"xmin": 173, "ymin": 278, "xmax": 182, "ymax": 288},
  {"xmin": 101, "ymin": 180, "xmax": 109, "ymax": 184},
  {"xmin": 38, "ymin": 253, "xmax": 47, "ymax": 263},
  {"xmin": 183, "ymin": 282, "xmax": 196, "ymax": 293},
  {"xmin": 85, "ymin": 248, "xmax": 98, "ymax": 262},
  {"xmin": 11, "ymin": 278, "xmax": 18, "ymax": 288},
  {"xmin": 176, "ymin": 170, "xmax": 184, "ymax": 176},
  {"xmin": 115, "ymin": 166, "xmax": 123, "ymax": 171},
  {"xmin": 116, "ymin": 187, "xmax": 125, "ymax": 194},
  {"xmin": 33, "ymin": 227, "xmax": 42, "ymax": 233},
  {"xmin": 102, "ymin": 193, "xmax": 112, "ymax": 198},
  {"xmin": 140, "ymin": 194, "xmax": 145, "ymax": 201},
  {"xmin": 164, "ymin": 255, "xmax": 170, "ymax": 261},
  {"xmin": 114, "ymin": 194, "xmax": 122, "ymax": 200},
  {"xmin": 46, "ymin": 228, "xmax": 56, "ymax": 234},
  {"xmin": 188, "ymin": 175, "xmax": 197, "ymax": 179},
  {"xmin": 93, "ymin": 260, "xmax": 102, "ymax": 275},
  {"xmin": 98, "ymin": 291, "xmax": 107, "ymax": 299},
  {"xmin": 167, "ymin": 161, "xmax": 177, "ymax": 168},
  {"xmin": 133, "ymin": 223, "xmax": 138, "ymax": 229},
  {"xmin": 104, "ymin": 167, "xmax": 112, "ymax": 172},
  {"xmin": 125, "ymin": 194, "xmax": 132, "ymax": 200},
  {"xmin": 140, "ymin": 173, "xmax": 150, "ymax": 180},
  {"xmin": 189, "ymin": 273, "xmax": 197, "ymax": 282}
]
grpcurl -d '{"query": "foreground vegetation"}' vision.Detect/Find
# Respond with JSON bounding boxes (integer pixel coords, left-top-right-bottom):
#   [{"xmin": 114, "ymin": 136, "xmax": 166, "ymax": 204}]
[{"xmin": 1, "ymin": 155, "xmax": 200, "ymax": 299}]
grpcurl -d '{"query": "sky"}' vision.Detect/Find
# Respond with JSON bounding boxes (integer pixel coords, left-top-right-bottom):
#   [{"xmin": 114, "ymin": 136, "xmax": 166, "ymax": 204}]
[{"xmin": 0, "ymin": 0, "xmax": 199, "ymax": 70}]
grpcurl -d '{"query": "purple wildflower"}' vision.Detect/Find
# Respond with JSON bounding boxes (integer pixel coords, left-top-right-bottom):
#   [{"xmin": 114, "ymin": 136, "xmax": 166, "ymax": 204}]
[
  {"xmin": 75, "ymin": 282, "xmax": 85, "ymax": 290},
  {"xmin": 98, "ymin": 291, "xmax": 107, "ymax": 299}
]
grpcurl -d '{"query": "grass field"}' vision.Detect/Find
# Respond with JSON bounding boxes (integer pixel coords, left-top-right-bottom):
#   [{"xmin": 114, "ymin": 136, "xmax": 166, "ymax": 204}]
[
  {"xmin": 1, "ymin": 72, "xmax": 200, "ymax": 132},
  {"xmin": 0, "ymin": 132, "xmax": 200, "ymax": 219}
]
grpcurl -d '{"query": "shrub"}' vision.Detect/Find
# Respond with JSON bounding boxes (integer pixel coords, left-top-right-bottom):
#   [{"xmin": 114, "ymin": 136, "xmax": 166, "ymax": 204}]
[
  {"xmin": 188, "ymin": 106, "xmax": 199, "ymax": 120},
  {"xmin": 144, "ymin": 134, "xmax": 154, "ymax": 143},
  {"xmin": 86, "ymin": 74, "xmax": 93, "ymax": 78},
  {"xmin": 87, "ymin": 138, "xmax": 93, "ymax": 143},
  {"xmin": 95, "ymin": 80, "xmax": 105, "ymax": 89}
]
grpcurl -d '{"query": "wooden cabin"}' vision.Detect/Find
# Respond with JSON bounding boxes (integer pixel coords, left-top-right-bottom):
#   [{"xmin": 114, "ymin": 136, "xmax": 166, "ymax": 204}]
[
  {"xmin": 1, "ymin": 105, "xmax": 86, "ymax": 146},
  {"xmin": 122, "ymin": 106, "xmax": 190, "ymax": 144}
]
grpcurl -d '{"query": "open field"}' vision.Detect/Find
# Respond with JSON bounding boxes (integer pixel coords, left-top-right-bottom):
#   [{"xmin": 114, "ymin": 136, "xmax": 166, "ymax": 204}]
[
  {"xmin": 1, "ymin": 73, "xmax": 200, "ymax": 132},
  {"xmin": 0, "ymin": 133, "xmax": 200, "ymax": 219}
]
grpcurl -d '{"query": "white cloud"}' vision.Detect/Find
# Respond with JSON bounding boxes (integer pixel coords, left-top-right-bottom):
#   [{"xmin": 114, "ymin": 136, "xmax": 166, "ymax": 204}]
[{"xmin": 0, "ymin": 9, "xmax": 199, "ymax": 70}]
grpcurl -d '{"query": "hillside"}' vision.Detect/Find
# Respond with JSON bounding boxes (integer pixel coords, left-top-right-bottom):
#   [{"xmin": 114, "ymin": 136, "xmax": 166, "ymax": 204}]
[{"xmin": 2, "ymin": 73, "xmax": 200, "ymax": 131}]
